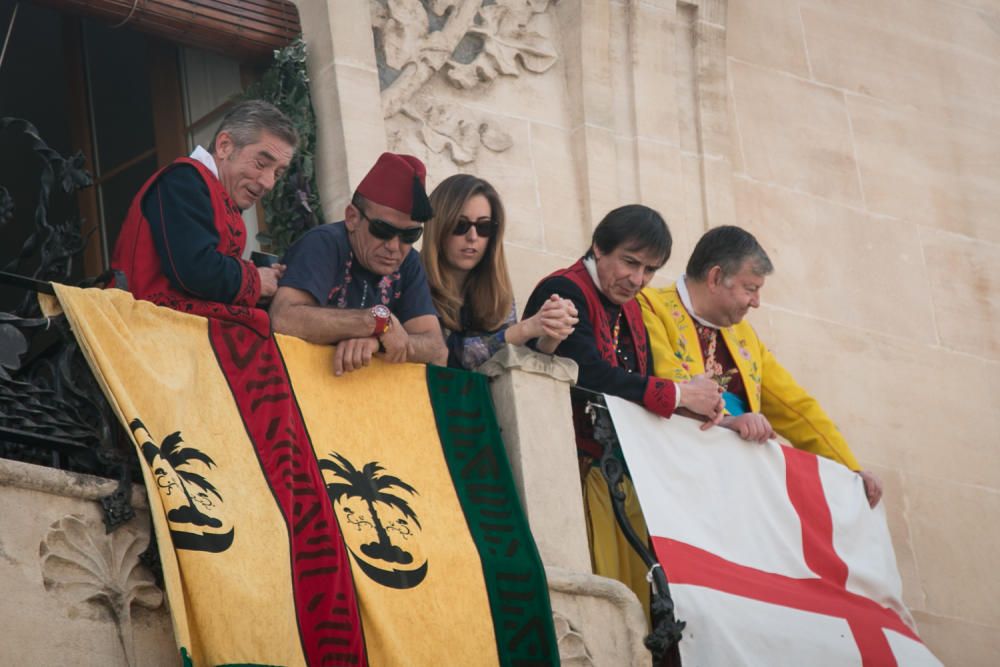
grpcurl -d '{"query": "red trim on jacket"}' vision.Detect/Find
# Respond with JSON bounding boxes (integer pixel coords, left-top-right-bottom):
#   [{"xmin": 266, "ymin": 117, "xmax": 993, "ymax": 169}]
[{"xmin": 111, "ymin": 157, "xmax": 268, "ymax": 336}]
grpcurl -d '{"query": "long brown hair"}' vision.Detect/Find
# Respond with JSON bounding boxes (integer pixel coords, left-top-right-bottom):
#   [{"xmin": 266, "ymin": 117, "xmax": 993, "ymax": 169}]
[{"xmin": 422, "ymin": 174, "xmax": 513, "ymax": 332}]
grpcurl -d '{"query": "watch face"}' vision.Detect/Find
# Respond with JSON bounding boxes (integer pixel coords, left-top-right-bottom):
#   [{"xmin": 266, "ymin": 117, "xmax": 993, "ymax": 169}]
[{"xmin": 372, "ymin": 305, "xmax": 391, "ymax": 318}]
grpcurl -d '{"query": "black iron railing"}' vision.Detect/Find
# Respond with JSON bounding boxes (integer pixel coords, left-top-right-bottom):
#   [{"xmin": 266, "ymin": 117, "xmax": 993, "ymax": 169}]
[{"xmin": 571, "ymin": 385, "xmax": 685, "ymax": 665}]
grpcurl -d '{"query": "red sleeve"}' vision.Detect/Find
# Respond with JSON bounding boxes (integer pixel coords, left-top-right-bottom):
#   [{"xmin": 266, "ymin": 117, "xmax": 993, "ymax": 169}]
[
  {"xmin": 642, "ymin": 377, "xmax": 677, "ymax": 419},
  {"xmin": 233, "ymin": 259, "xmax": 262, "ymax": 307}
]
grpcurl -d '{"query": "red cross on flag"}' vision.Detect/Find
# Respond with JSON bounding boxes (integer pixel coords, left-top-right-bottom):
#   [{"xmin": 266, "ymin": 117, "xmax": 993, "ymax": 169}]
[{"xmin": 605, "ymin": 396, "xmax": 942, "ymax": 667}]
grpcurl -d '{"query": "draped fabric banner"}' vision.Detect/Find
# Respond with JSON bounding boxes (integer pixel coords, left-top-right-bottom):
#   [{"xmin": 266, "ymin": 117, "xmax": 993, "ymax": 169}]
[
  {"xmin": 48, "ymin": 285, "xmax": 558, "ymax": 667},
  {"xmin": 604, "ymin": 396, "xmax": 942, "ymax": 667}
]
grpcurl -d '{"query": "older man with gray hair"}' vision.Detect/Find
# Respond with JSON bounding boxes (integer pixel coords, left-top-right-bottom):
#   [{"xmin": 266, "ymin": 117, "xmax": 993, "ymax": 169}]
[
  {"xmin": 640, "ymin": 225, "xmax": 883, "ymax": 507},
  {"xmin": 111, "ymin": 99, "xmax": 297, "ymax": 332}
]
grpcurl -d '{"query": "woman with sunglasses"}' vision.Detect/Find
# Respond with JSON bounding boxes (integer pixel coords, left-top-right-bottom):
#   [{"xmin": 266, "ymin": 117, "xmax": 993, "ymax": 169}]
[{"xmin": 422, "ymin": 174, "xmax": 578, "ymax": 370}]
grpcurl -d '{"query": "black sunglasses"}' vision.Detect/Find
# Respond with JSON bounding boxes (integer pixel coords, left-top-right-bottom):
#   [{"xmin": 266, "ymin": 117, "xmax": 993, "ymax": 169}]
[
  {"xmin": 358, "ymin": 208, "xmax": 424, "ymax": 244},
  {"xmin": 452, "ymin": 218, "xmax": 497, "ymax": 237}
]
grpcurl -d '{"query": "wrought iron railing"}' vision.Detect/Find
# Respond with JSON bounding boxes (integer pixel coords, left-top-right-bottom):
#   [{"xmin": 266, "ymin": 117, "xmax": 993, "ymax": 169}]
[
  {"xmin": 571, "ymin": 385, "xmax": 685, "ymax": 665},
  {"xmin": 1, "ymin": 117, "xmax": 137, "ymax": 532}
]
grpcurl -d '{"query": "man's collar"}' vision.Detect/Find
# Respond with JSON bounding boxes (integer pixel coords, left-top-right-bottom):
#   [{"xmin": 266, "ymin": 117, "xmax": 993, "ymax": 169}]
[
  {"xmin": 582, "ymin": 256, "xmax": 600, "ymax": 292},
  {"xmin": 189, "ymin": 146, "xmax": 219, "ymax": 179},
  {"xmin": 677, "ymin": 274, "xmax": 723, "ymax": 329}
]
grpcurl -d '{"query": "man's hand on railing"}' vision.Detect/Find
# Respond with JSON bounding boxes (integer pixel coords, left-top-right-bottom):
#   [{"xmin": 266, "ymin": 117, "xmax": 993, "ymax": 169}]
[{"xmin": 721, "ymin": 413, "xmax": 776, "ymax": 443}]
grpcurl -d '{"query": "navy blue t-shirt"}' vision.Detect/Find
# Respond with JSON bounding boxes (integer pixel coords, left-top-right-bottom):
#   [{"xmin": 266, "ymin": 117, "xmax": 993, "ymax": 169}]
[{"xmin": 279, "ymin": 222, "xmax": 436, "ymax": 324}]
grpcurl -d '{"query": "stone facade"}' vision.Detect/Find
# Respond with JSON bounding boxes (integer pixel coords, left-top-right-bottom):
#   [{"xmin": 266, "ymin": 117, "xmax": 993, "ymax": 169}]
[
  {"xmin": 2, "ymin": 0, "xmax": 993, "ymax": 663},
  {"xmin": 297, "ymin": 0, "xmax": 999, "ymax": 664},
  {"xmin": 0, "ymin": 458, "xmax": 175, "ymax": 666}
]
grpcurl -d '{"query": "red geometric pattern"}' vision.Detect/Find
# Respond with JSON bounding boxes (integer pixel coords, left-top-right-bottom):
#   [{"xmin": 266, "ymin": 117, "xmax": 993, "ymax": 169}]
[
  {"xmin": 653, "ymin": 446, "xmax": 919, "ymax": 667},
  {"xmin": 209, "ymin": 320, "xmax": 367, "ymax": 666}
]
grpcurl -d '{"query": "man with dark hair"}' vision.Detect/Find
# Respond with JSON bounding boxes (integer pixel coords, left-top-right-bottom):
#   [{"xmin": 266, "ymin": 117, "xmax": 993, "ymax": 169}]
[
  {"xmin": 270, "ymin": 152, "xmax": 447, "ymax": 375},
  {"xmin": 111, "ymin": 99, "xmax": 298, "ymax": 333},
  {"xmin": 523, "ymin": 204, "xmax": 725, "ymax": 617},
  {"xmin": 640, "ymin": 225, "xmax": 884, "ymax": 507}
]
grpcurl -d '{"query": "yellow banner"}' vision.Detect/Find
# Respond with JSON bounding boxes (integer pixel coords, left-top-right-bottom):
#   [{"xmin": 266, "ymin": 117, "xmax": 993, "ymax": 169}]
[
  {"xmin": 282, "ymin": 336, "xmax": 500, "ymax": 667},
  {"xmin": 49, "ymin": 285, "xmax": 306, "ymax": 666}
]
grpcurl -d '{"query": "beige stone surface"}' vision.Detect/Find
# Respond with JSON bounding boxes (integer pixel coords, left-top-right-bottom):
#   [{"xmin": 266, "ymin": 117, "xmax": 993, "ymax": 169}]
[
  {"xmin": 487, "ymin": 358, "xmax": 590, "ymax": 574},
  {"xmin": 800, "ymin": 3, "xmax": 1000, "ymax": 134},
  {"xmin": 865, "ymin": 463, "xmax": 926, "ymax": 612},
  {"xmin": 905, "ymin": 474, "xmax": 1000, "ymax": 627},
  {"xmin": 762, "ymin": 309, "xmax": 1000, "ymax": 488},
  {"xmin": 0, "ymin": 460, "xmax": 174, "ymax": 666},
  {"xmin": 912, "ymin": 610, "xmax": 1000, "ymax": 667},
  {"xmin": 729, "ymin": 59, "xmax": 863, "ymax": 205},
  {"xmin": 846, "ymin": 94, "xmax": 1000, "ymax": 243},
  {"xmin": 629, "ymin": 2, "xmax": 681, "ymax": 146},
  {"xmin": 505, "ymin": 243, "xmax": 578, "ymax": 311},
  {"xmin": 734, "ymin": 177, "xmax": 937, "ymax": 342},
  {"xmin": 727, "ymin": 0, "xmax": 811, "ymax": 77},
  {"xmin": 292, "ymin": 0, "xmax": 1000, "ymax": 663},
  {"xmin": 802, "ymin": 0, "xmax": 1000, "ymax": 64},
  {"xmin": 547, "ymin": 566, "xmax": 649, "ymax": 667},
  {"xmin": 532, "ymin": 123, "xmax": 591, "ymax": 257},
  {"xmin": 920, "ymin": 227, "xmax": 1000, "ymax": 361}
]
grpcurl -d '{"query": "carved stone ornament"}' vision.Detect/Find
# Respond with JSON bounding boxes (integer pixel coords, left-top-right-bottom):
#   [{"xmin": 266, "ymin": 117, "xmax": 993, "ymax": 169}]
[
  {"xmin": 39, "ymin": 515, "xmax": 163, "ymax": 666},
  {"xmin": 373, "ymin": 0, "xmax": 558, "ymax": 164},
  {"xmin": 553, "ymin": 609, "xmax": 596, "ymax": 666}
]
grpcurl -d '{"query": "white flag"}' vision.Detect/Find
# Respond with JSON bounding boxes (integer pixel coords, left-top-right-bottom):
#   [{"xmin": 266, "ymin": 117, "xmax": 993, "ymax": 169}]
[{"xmin": 605, "ymin": 396, "xmax": 942, "ymax": 667}]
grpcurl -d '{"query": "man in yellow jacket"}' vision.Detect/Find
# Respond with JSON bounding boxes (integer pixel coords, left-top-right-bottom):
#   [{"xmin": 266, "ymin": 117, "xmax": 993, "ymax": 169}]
[{"xmin": 640, "ymin": 225, "xmax": 883, "ymax": 507}]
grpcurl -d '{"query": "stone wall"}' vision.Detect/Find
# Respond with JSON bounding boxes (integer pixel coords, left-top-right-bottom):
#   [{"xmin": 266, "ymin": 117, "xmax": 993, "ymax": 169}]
[
  {"xmin": 726, "ymin": 2, "xmax": 1000, "ymax": 664},
  {"xmin": 0, "ymin": 458, "xmax": 175, "ymax": 666},
  {"xmin": 296, "ymin": 0, "xmax": 999, "ymax": 663}
]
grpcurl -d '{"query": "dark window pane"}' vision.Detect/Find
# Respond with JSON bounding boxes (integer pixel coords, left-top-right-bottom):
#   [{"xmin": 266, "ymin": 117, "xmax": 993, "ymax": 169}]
[{"xmin": 83, "ymin": 19, "xmax": 155, "ymax": 173}]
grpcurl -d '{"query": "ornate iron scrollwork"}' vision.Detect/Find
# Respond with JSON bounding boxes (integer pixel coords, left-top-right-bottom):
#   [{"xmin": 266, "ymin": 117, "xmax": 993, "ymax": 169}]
[
  {"xmin": 573, "ymin": 386, "xmax": 685, "ymax": 666},
  {"xmin": 0, "ymin": 117, "xmax": 138, "ymax": 532}
]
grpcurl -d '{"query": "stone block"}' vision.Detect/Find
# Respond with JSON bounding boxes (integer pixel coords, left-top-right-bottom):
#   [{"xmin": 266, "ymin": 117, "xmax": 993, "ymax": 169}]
[
  {"xmin": 763, "ymin": 309, "xmax": 1000, "ymax": 489},
  {"xmin": 866, "ymin": 464, "xmax": 925, "ymax": 613},
  {"xmin": 802, "ymin": 0, "xmax": 1000, "ymax": 64},
  {"xmin": 547, "ymin": 566, "xmax": 649, "ymax": 666},
  {"xmin": 912, "ymin": 610, "xmax": 1000, "ymax": 667},
  {"xmin": 309, "ymin": 60, "xmax": 386, "ymax": 211},
  {"xmin": 504, "ymin": 243, "xmax": 579, "ymax": 311},
  {"xmin": 695, "ymin": 21, "xmax": 737, "ymax": 161},
  {"xmin": 846, "ymin": 94, "xmax": 1000, "ymax": 243},
  {"xmin": 0, "ymin": 460, "xmax": 174, "ymax": 666},
  {"xmin": 727, "ymin": 0, "xmax": 811, "ymax": 78},
  {"xmin": 728, "ymin": 60, "xmax": 863, "ymax": 206},
  {"xmin": 635, "ymin": 139, "xmax": 686, "ymax": 236},
  {"xmin": 733, "ymin": 178, "xmax": 937, "ymax": 343},
  {"xmin": 483, "ymin": 349, "xmax": 590, "ymax": 574},
  {"xmin": 800, "ymin": 3, "xmax": 1000, "ymax": 134},
  {"xmin": 631, "ymin": 3, "xmax": 681, "ymax": 145},
  {"xmin": 906, "ymin": 475, "xmax": 1000, "ymax": 627},
  {"xmin": 529, "ymin": 123, "xmax": 590, "ymax": 258},
  {"xmin": 920, "ymin": 227, "xmax": 1000, "ymax": 361}
]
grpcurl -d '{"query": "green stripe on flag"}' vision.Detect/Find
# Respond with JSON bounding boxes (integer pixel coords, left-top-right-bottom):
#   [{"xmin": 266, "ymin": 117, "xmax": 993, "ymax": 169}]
[{"xmin": 426, "ymin": 366, "xmax": 559, "ymax": 667}]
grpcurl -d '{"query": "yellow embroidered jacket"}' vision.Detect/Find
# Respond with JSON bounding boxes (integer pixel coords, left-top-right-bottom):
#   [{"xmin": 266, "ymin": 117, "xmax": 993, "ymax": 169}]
[{"xmin": 638, "ymin": 283, "xmax": 861, "ymax": 471}]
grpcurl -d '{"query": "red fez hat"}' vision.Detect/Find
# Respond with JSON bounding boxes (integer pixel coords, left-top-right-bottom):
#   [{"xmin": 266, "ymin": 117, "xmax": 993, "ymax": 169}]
[{"xmin": 355, "ymin": 152, "xmax": 433, "ymax": 222}]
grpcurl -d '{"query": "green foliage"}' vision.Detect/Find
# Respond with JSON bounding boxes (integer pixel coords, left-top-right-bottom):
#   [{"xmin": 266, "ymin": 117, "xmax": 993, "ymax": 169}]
[{"xmin": 244, "ymin": 38, "xmax": 323, "ymax": 255}]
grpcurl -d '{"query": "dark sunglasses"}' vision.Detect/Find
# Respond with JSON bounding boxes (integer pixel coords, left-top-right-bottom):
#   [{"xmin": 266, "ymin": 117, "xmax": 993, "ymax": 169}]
[
  {"xmin": 358, "ymin": 208, "xmax": 424, "ymax": 244},
  {"xmin": 452, "ymin": 218, "xmax": 497, "ymax": 237}
]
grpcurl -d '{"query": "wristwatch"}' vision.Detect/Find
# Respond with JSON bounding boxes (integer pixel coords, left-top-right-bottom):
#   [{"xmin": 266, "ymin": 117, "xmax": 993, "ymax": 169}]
[{"xmin": 370, "ymin": 305, "xmax": 392, "ymax": 337}]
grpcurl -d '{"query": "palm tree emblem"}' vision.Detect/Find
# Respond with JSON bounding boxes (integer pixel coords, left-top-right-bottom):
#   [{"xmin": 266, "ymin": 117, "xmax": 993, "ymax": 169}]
[
  {"xmin": 131, "ymin": 419, "xmax": 233, "ymax": 553},
  {"xmin": 320, "ymin": 452, "xmax": 427, "ymax": 589}
]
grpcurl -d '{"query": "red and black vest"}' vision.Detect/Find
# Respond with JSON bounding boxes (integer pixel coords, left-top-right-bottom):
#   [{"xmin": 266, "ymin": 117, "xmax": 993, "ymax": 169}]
[
  {"xmin": 544, "ymin": 259, "xmax": 677, "ymax": 457},
  {"xmin": 111, "ymin": 158, "xmax": 267, "ymax": 336}
]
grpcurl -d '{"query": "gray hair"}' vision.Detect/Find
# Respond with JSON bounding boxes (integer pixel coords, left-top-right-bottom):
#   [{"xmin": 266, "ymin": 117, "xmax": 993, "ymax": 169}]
[
  {"xmin": 686, "ymin": 225, "xmax": 774, "ymax": 282},
  {"xmin": 209, "ymin": 100, "xmax": 299, "ymax": 155}
]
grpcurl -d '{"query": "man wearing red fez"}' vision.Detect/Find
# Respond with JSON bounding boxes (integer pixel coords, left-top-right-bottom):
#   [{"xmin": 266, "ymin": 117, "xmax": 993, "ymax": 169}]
[{"xmin": 270, "ymin": 152, "xmax": 447, "ymax": 374}]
